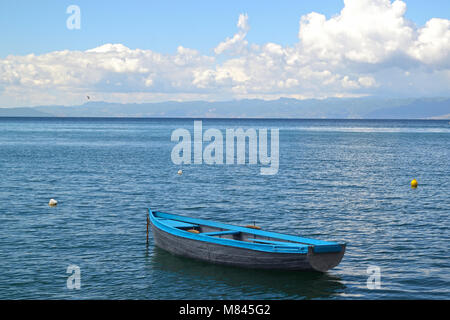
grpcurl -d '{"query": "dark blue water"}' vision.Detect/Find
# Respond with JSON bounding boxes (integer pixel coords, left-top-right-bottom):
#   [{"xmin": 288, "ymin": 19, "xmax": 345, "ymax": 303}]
[{"xmin": 0, "ymin": 118, "xmax": 449, "ymax": 299}]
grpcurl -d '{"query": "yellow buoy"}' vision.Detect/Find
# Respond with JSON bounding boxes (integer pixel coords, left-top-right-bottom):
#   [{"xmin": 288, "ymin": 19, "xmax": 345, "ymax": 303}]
[
  {"xmin": 48, "ymin": 199, "xmax": 58, "ymax": 206},
  {"xmin": 411, "ymin": 179, "xmax": 418, "ymax": 188},
  {"xmin": 177, "ymin": 169, "xmax": 183, "ymax": 175}
]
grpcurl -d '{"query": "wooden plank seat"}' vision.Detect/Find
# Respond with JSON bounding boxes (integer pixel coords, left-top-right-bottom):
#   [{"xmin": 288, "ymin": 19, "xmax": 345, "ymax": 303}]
[
  {"xmin": 251, "ymin": 239, "xmax": 308, "ymax": 247},
  {"xmin": 202, "ymin": 230, "xmax": 241, "ymax": 236},
  {"xmin": 158, "ymin": 219, "xmax": 199, "ymax": 229}
]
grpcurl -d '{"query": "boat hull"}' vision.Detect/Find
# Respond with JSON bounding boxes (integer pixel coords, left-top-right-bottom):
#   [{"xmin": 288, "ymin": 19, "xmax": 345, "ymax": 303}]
[{"xmin": 151, "ymin": 224, "xmax": 346, "ymax": 272}]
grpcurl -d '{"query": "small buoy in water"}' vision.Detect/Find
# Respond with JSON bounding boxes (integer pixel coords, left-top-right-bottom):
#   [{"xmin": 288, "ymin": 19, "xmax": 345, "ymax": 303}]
[
  {"xmin": 48, "ymin": 199, "xmax": 58, "ymax": 206},
  {"xmin": 177, "ymin": 169, "xmax": 183, "ymax": 175},
  {"xmin": 411, "ymin": 179, "xmax": 418, "ymax": 188}
]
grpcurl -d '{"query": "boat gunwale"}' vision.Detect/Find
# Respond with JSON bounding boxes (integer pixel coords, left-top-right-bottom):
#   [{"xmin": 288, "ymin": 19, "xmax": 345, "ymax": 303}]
[{"xmin": 149, "ymin": 209, "xmax": 344, "ymax": 254}]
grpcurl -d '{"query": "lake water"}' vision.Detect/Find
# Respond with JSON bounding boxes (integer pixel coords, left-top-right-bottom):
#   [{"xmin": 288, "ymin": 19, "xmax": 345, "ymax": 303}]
[{"xmin": 0, "ymin": 118, "xmax": 449, "ymax": 299}]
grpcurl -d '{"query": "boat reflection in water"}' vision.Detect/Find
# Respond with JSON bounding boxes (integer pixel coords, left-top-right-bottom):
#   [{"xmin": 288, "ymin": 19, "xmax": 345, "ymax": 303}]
[{"xmin": 149, "ymin": 247, "xmax": 346, "ymax": 299}]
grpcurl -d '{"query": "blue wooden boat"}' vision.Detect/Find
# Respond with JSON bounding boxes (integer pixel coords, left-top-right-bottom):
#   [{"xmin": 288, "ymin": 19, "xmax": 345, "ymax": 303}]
[{"xmin": 149, "ymin": 209, "xmax": 346, "ymax": 272}]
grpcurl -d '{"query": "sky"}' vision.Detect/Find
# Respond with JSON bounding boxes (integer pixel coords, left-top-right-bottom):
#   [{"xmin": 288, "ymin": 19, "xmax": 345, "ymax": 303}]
[{"xmin": 0, "ymin": 0, "xmax": 449, "ymax": 107}]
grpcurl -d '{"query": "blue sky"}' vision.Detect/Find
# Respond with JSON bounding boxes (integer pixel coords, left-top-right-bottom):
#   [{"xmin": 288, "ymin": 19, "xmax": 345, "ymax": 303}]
[
  {"xmin": 1, "ymin": 0, "xmax": 449, "ymax": 57},
  {"xmin": 0, "ymin": 0, "xmax": 449, "ymax": 107}
]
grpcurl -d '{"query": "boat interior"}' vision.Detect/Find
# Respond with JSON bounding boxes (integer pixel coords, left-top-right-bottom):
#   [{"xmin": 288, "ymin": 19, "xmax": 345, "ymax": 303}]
[{"xmin": 154, "ymin": 214, "xmax": 328, "ymax": 249}]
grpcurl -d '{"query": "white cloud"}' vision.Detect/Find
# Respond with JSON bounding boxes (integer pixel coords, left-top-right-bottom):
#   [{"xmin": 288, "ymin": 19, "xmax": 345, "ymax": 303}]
[
  {"xmin": 0, "ymin": 0, "xmax": 449, "ymax": 107},
  {"xmin": 409, "ymin": 18, "xmax": 450, "ymax": 66},
  {"xmin": 358, "ymin": 76, "xmax": 377, "ymax": 88},
  {"xmin": 214, "ymin": 13, "xmax": 250, "ymax": 55},
  {"xmin": 298, "ymin": 0, "xmax": 414, "ymax": 64}
]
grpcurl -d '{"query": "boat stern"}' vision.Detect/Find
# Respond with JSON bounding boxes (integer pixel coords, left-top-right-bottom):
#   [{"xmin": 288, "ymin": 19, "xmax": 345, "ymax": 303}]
[{"xmin": 307, "ymin": 243, "xmax": 346, "ymax": 272}]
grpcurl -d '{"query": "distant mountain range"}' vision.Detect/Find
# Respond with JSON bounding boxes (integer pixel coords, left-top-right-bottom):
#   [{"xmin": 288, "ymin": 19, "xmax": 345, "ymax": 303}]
[{"xmin": 1, "ymin": 97, "xmax": 449, "ymax": 119}]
